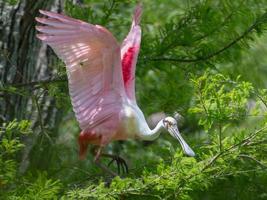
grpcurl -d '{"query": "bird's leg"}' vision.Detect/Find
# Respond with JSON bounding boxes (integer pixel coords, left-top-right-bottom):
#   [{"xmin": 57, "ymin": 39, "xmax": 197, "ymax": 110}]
[
  {"xmin": 93, "ymin": 146, "xmax": 118, "ymax": 177},
  {"xmin": 102, "ymin": 153, "xmax": 128, "ymax": 174},
  {"xmin": 92, "ymin": 146, "xmax": 128, "ymax": 176}
]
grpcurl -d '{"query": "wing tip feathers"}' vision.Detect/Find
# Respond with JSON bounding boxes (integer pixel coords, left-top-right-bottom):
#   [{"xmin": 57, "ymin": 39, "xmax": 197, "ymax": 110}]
[
  {"xmin": 134, "ymin": 3, "xmax": 142, "ymax": 25},
  {"xmin": 35, "ymin": 25, "xmax": 42, "ymax": 31},
  {"xmin": 39, "ymin": 9, "xmax": 47, "ymax": 15},
  {"xmin": 35, "ymin": 17, "xmax": 41, "ymax": 22},
  {"xmin": 36, "ymin": 33, "xmax": 47, "ymax": 41}
]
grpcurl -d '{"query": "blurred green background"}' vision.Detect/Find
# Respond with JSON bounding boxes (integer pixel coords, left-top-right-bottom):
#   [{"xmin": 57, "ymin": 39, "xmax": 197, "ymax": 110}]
[{"xmin": 0, "ymin": 0, "xmax": 267, "ymax": 199}]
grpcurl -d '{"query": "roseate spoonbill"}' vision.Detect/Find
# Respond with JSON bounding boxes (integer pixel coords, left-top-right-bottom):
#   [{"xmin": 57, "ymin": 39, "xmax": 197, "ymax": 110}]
[{"xmin": 35, "ymin": 5, "xmax": 195, "ymax": 175}]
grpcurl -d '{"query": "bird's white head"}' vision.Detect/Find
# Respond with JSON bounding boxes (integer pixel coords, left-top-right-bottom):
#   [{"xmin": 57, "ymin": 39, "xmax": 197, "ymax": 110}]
[{"xmin": 162, "ymin": 116, "xmax": 195, "ymax": 157}]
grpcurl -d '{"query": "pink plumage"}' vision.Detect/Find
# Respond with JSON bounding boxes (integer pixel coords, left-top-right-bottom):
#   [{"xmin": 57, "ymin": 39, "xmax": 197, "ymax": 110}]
[
  {"xmin": 122, "ymin": 46, "xmax": 138, "ymax": 85},
  {"xmin": 121, "ymin": 5, "xmax": 142, "ymax": 102},
  {"xmin": 36, "ymin": 5, "xmax": 195, "ymax": 173},
  {"xmin": 36, "ymin": 5, "xmax": 142, "ymax": 159}
]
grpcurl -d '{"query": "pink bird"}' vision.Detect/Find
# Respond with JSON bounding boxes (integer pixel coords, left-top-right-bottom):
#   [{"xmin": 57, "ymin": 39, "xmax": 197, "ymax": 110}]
[{"xmin": 36, "ymin": 5, "xmax": 195, "ymax": 175}]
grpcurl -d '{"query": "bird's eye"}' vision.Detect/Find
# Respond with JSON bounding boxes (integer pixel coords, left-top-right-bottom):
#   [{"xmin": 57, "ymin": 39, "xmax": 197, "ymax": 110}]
[{"xmin": 163, "ymin": 120, "xmax": 172, "ymax": 127}]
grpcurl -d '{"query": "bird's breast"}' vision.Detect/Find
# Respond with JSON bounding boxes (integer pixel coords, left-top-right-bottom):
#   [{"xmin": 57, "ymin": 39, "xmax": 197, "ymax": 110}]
[{"xmin": 116, "ymin": 104, "xmax": 142, "ymax": 139}]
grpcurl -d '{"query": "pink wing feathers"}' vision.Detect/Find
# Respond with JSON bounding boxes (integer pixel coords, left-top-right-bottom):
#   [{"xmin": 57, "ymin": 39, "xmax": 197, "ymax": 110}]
[
  {"xmin": 35, "ymin": 10, "xmax": 126, "ymax": 134},
  {"xmin": 121, "ymin": 5, "xmax": 142, "ymax": 102}
]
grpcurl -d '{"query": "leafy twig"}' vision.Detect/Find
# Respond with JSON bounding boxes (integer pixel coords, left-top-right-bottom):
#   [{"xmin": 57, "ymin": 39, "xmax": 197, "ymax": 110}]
[
  {"xmin": 101, "ymin": 0, "xmax": 116, "ymax": 25},
  {"xmin": 255, "ymin": 91, "xmax": 267, "ymax": 109},
  {"xmin": 202, "ymin": 126, "xmax": 267, "ymax": 171},
  {"xmin": 213, "ymin": 168, "xmax": 267, "ymax": 178},
  {"xmin": 238, "ymin": 154, "xmax": 267, "ymax": 169},
  {"xmin": 144, "ymin": 12, "xmax": 267, "ymax": 63},
  {"xmin": 32, "ymin": 95, "xmax": 53, "ymax": 144}
]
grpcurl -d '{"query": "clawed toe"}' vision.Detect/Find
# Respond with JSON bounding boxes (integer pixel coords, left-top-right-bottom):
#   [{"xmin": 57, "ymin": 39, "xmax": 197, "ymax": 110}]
[
  {"xmin": 107, "ymin": 155, "xmax": 128, "ymax": 175},
  {"xmin": 93, "ymin": 148, "xmax": 129, "ymax": 176}
]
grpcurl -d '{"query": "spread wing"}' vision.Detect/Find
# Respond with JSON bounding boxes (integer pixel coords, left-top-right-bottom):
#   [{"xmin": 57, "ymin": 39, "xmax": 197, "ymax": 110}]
[
  {"xmin": 121, "ymin": 5, "xmax": 142, "ymax": 102},
  {"xmin": 36, "ymin": 10, "xmax": 126, "ymax": 131}
]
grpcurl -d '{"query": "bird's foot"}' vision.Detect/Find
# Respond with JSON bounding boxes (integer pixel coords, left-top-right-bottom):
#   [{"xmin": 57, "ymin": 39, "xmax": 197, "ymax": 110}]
[
  {"xmin": 94, "ymin": 154, "xmax": 128, "ymax": 177},
  {"xmin": 94, "ymin": 159, "xmax": 118, "ymax": 177},
  {"xmin": 105, "ymin": 154, "xmax": 129, "ymax": 175},
  {"xmin": 93, "ymin": 147, "xmax": 128, "ymax": 177}
]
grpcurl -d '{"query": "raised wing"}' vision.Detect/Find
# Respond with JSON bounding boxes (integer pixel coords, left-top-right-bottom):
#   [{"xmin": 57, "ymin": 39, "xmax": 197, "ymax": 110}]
[
  {"xmin": 121, "ymin": 5, "xmax": 142, "ymax": 102},
  {"xmin": 36, "ymin": 10, "xmax": 126, "ymax": 131}
]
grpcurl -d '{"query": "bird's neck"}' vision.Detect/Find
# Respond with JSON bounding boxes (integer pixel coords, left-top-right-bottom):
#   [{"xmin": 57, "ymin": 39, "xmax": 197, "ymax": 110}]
[{"xmin": 139, "ymin": 120, "xmax": 164, "ymax": 141}]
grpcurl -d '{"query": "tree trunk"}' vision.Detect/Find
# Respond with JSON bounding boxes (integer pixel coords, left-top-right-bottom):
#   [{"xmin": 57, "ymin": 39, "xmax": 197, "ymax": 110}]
[{"xmin": 0, "ymin": 0, "xmax": 64, "ymax": 172}]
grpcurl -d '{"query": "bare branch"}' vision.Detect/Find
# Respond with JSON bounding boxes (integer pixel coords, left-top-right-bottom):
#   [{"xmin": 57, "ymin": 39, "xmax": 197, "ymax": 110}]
[{"xmin": 3, "ymin": 78, "xmax": 67, "ymax": 89}]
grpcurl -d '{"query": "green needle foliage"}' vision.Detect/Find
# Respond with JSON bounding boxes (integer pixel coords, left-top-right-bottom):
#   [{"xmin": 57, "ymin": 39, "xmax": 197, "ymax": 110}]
[
  {"xmin": 62, "ymin": 72, "xmax": 267, "ymax": 200},
  {"xmin": 189, "ymin": 72, "xmax": 253, "ymax": 130},
  {"xmin": 1, "ymin": 0, "xmax": 267, "ymax": 199}
]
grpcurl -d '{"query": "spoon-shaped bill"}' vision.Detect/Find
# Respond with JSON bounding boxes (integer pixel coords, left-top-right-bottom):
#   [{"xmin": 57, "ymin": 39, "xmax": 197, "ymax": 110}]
[{"xmin": 168, "ymin": 127, "xmax": 195, "ymax": 157}]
